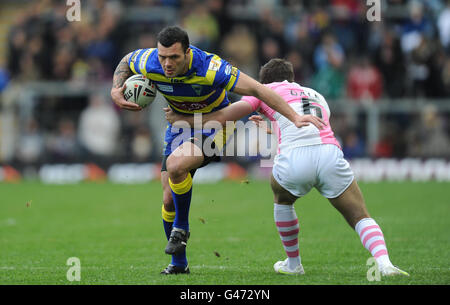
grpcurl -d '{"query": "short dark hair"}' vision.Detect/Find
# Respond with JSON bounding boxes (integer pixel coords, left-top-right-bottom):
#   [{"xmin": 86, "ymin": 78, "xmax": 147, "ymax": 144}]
[
  {"xmin": 157, "ymin": 26, "xmax": 190, "ymax": 53},
  {"xmin": 259, "ymin": 58, "xmax": 294, "ymax": 84}
]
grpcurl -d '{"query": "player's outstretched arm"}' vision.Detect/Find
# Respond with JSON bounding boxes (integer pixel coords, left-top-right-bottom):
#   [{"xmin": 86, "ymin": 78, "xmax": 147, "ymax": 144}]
[
  {"xmin": 111, "ymin": 53, "xmax": 142, "ymax": 111},
  {"xmin": 164, "ymin": 101, "xmax": 254, "ymax": 127},
  {"xmin": 232, "ymin": 72, "xmax": 326, "ymax": 130}
]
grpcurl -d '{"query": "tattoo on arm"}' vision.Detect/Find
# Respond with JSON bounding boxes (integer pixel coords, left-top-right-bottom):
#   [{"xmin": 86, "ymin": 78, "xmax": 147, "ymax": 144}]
[{"xmin": 112, "ymin": 54, "xmax": 133, "ymax": 88}]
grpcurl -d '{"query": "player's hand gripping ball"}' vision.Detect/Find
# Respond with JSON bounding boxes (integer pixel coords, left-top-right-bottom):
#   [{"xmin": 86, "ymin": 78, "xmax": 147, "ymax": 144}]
[{"xmin": 124, "ymin": 75, "xmax": 157, "ymax": 108}]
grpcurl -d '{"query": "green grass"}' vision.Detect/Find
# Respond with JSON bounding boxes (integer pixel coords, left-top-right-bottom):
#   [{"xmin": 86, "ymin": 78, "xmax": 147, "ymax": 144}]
[{"xmin": 0, "ymin": 180, "xmax": 449, "ymax": 285}]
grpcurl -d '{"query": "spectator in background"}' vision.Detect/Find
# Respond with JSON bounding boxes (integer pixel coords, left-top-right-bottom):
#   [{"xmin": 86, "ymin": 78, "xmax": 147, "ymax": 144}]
[
  {"xmin": 442, "ymin": 57, "xmax": 450, "ymax": 96},
  {"xmin": 259, "ymin": 37, "xmax": 282, "ymax": 68},
  {"xmin": 131, "ymin": 125, "xmax": 155, "ymax": 162},
  {"xmin": 46, "ymin": 118, "xmax": 79, "ymax": 162},
  {"xmin": 16, "ymin": 118, "xmax": 45, "ymax": 164},
  {"xmin": 406, "ymin": 104, "xmax": 450, "ymax": 158},
  {"xmin": 52, "ymin": 45, "xmax": 75, "ymax": 80},
  {"xmin": 408, "ymin": 35, "xmax": 438, "ymax": 97},
  {"xmin": 329, "ymin": 0, "xmax": 364, "ymax": 53},
  {"xmin": 78, "ymin": 94, "xmax": 121, "ymax": 161},
  {"xmin": 312, "ymin": 32, "xmax": 345, "ymax": 99},
  {"xmin": 373, "ymin": 29, "xmax": 406, "ymax": 98},
  {"xmin": 138, "ymin": 33, "xmax": 157, "ymax": 49},
  {"xmin": 284, "ymin": 17, "xmax": 315, "ymax": 58},
  {"xmin": 342, "ymin": 129, "xmax": 366, "ymax": 159},
  {"xmin": 182, "ymin": 3, "xmax": 220, "ymax": 51},
  {"xmin": 314, "ymin": 31, "xmax": 345, "ymax": 70},
  {"xmin": 347, "ymin": 56, "xmax": 383, "ymax": 101},
  {"xmin": 400, "ymin": 0, "xmax": 434, "ymax": 54},
  {"xmin": 221, "ymin": 24, "xmax": 259, "ymax": 76},
  {"xmin": 437, "ymin": 0, "xmax": 450, "ymax": 52},
  {"xmin": 0, "ymin": 66, "xmax": 9, "ymax": 92},
  {"xmin": 374, "ymin": 130, "xmax": 394, "ymax": 159},
  {"xmin": 285, "ymin": 50, "xmax": 312, "ymax": 85}
]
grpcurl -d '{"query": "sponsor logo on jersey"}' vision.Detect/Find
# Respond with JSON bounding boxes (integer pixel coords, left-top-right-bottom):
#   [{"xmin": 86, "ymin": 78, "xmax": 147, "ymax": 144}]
[
  {"xmin": 157, "ymin": 84, "xmax": 174, "ymax": 92},
  {"xmin": 131, "ymin": 49, "xmax": 141, "ymax": 63},
  {"xmin": 231, "ymin": 67, "xmax": 238, "ymax": 77},
  {"xmin": 208, "ymin": 58, "xmax": 222, "ymax": 71},
  {"xmin": 192, "ymin": 85, "xmax": 202, "ymax": 95},
  {"xmin": 169, "ymin": 99, "xmax": 209, "ymax": 111},
  {"xmin": 224, "ymin": 64, "xmax": 232, "ymax": 75},
  {"xmin": 139, "ymin": 49, "xmax": 151, "ymax": 72}
]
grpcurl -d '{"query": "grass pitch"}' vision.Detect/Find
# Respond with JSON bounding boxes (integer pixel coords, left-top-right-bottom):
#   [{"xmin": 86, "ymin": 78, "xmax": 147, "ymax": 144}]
[{"xmin": 0, "ymin": 180, "xmax": 449, "ymax": 285}]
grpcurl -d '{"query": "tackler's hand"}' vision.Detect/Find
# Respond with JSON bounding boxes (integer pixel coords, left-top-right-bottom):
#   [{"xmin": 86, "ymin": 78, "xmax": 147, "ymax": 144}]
[
  {"xmin": 249, "ymin": 115, "xmax": 272, "ymax": 134},
  {"xmin": 293, "ymin": 114, "xmax": 326, "ymax": 130}
]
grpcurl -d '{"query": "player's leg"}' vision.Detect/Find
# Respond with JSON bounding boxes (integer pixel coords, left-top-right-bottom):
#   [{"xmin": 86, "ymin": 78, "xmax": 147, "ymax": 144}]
[
  {"xmin": 327, "ymin": 179, "xmax": 369, "ymax": 228},
  {"xmin": 327, "ymin": 180, "xmax": 408, "ymax": 276},
  {"xmin": 164, "ymin": 141, "xmax": 204, "ymax": 255},
  {"xmin": 161, "ymin": 167, "xmax": 175, "ymax": 238},
  {"xmin": 320, "ymin": 144, "xmax": 409, "ymax": 276},
  {"xmin": 270, "ymin": 173, "xmax": 304, "ymax": 275},
  {"xmin": 160, "ymin": 169, "xmax": 190, "ymax": 274}
]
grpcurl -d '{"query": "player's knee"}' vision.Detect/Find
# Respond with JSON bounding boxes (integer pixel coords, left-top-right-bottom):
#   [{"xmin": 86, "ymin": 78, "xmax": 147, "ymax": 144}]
[{"xmin": 166, "ymin": 156, "xmax": 188, "ymax": 178}]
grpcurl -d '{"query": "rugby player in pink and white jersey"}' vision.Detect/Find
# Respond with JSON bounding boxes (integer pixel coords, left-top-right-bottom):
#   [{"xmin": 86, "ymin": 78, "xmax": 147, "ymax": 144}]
[{"xmin": 164, "ymin": 58, "xmax": 408, "ymax": 277}]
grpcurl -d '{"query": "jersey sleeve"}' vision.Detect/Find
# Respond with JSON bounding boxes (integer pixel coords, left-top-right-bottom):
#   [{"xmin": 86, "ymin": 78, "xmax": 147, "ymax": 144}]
[
  {"xmin": 128, "ymin": 48, "xmax": 154, "ymax": 75},
  {"xmin": 240, "ymin": 95, "xmax": 261, "ymax": 112},
  {"xmin": 211, "ymin": 56, "xmax": 241, "ymax": 92}
]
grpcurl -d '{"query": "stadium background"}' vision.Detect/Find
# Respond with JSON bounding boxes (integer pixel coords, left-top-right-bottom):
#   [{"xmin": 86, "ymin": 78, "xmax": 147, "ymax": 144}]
[
  {"xmin": 0, "ymin": 0, "xmax": 449, "ymax": 287},
  {"xmin": 0, "ymin": 0, "xmax": 449, "ymax": 183}
]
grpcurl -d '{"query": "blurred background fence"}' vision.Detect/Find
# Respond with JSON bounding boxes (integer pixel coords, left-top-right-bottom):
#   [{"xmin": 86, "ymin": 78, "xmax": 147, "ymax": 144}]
[{"xmin": 0, "ymin": 0, "xmax": 449, "ymax": 183}]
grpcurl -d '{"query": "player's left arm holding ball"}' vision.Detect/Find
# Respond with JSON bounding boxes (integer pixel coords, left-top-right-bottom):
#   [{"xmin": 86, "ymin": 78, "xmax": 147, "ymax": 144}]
[
  {"xmin": 165, "ymin": 72, "xmax": 326, "ymax": 130},
  {"xmin": 110, "ymin": 53, "xmax": 143, "ymax": 111}
]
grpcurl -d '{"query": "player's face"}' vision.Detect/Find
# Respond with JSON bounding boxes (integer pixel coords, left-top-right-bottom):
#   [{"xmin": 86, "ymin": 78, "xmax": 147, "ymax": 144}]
[{"xmin": 157, "ymin": 42, "xmax": 190, "ymax": 78}]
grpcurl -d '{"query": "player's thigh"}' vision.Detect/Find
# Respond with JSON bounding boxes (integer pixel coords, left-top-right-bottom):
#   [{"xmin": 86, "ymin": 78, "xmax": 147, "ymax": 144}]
[
  {"xmin": 272, "ymin": 148, "xmax": 316, "ymax": 198},
  {"xmin": 166, "ymin": 141, "xmax": 204, "ymax": 177},
  {"xmin": 270, "ymin": 174, "xmax": 298, "ymax": 205},
  {"xmin": 327, "ymin": 179, "xmax": 370, "ymax": 228}
]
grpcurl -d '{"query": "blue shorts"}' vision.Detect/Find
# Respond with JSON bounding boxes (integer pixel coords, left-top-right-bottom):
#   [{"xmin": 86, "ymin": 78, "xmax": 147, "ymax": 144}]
[{"xmin": 161, "ymin": 123, "xmax": 233, "ymax": 172}]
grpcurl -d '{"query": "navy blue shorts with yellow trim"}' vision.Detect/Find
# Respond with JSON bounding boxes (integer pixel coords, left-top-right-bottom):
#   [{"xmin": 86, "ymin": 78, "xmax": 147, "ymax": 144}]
[{"xmin": 161, "ymin": 123, "xmax": 233, "ymax": 173}]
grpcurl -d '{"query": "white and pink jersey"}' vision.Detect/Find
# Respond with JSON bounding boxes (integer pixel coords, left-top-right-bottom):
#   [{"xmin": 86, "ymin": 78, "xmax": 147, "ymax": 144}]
[{"xmin": 241, "ymin": 81, "xmax": 341, "ymax": 153}]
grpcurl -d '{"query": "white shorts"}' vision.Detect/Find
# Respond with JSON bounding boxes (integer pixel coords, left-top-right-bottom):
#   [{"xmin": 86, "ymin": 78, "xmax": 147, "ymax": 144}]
[{"xmin": 272, "ymin": 144, "xmax": 354, "ymax": 198}]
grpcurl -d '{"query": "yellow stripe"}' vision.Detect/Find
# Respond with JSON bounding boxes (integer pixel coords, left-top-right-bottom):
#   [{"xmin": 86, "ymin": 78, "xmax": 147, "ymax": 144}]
[
  {"xmin": 160, "ymin": 90, "xmax": 216, "ymax": 102},
  {"xmin": 214, "ymin": 119, "xmax": 236, "ymax": 151},
  {"xmin": 130, "ymin": 60, "xmax": 138, "ymax": 74},
  {"xmin": 188, "ymin": 48, "xmax": 193, "ymax": 70},
  {"xmin": 224, "ymin": 73, "xmax": 238, "ymax": 91},
  {"xmin": 147, "ymin": 73, "xmax": 216, "ymax": 85},
  {"xmin": 162, "ymin": 205, "xmax": 175, "ymax": 222},
  {"xmin": 168, "ymin": 90, "xmax": 226, "ymax": 114},
  {"xmin": 142, "ymin": 48, "xmax": 155, "ymax": 74},
  {"xmin": 169, "ymin": 173, "xmax": 193, "ymax": 195}
]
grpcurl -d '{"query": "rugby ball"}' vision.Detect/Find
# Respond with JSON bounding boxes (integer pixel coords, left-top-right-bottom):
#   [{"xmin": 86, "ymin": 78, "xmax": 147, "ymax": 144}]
[{"xmin": 124, "ymin": 74, "xmax": 157, "ymax": 108}]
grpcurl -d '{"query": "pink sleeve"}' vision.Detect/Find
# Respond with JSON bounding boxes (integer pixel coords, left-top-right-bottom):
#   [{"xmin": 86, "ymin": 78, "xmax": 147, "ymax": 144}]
[{"xmin": 240, "ymin": 95, "xmax": 261, "ymax": 112}]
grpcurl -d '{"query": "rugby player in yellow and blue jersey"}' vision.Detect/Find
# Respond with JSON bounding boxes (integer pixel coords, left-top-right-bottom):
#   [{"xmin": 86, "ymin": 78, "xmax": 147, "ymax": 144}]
[{"xmin": 111, "ymin": 26, "xmax": 325, "ymax": 275}]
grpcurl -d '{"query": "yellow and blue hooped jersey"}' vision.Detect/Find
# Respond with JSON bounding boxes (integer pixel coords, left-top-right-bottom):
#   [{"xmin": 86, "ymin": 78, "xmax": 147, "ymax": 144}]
[{"xmin": 127, "ymin": 45, "xmax": 240, "ymax": 155}]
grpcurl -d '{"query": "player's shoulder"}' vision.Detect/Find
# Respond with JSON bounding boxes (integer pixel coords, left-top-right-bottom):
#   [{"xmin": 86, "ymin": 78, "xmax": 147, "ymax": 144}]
[
  {"xmin": 190, "ymin": 45, "xmax": 225, "ymax": 76},
  {"xmin": 129, "ymin": 48, "xmax": 161, "ymax": 74}
]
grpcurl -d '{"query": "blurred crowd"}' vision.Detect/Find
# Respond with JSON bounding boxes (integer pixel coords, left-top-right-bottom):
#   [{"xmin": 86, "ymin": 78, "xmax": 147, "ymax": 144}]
[{"xmin": 2, "ymin": 0, "xmax": 450, "ymax": 166}]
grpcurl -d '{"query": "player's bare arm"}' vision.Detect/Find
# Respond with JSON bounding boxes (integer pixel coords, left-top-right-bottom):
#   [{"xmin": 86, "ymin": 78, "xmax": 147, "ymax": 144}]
[
  {"xmin": 164, "ymin": 101, "xmax": 254, "ymax": 127},
  {"xmin": 232, "ymin": 72, "xmax": 326, "ymax": 130},
  {"xmin": 111, "ymin": 53, "xmax": 142, "ymax": 111}
]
